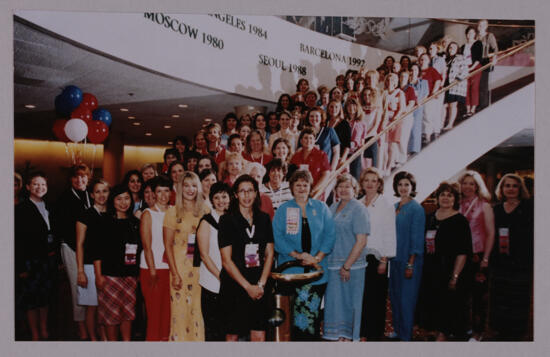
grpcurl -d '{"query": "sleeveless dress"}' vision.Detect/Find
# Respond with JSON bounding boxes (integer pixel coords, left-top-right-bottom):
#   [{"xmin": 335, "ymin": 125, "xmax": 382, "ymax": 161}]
[{"xmin": 385, "ymin": 89, "xmax": 404, "ymax": 143}]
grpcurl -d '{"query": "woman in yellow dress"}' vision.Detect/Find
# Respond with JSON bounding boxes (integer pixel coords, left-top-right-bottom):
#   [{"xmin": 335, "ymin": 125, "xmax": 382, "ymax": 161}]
[{"xmin": 163, "ymin": 171, "xmax": 209, "ymax": 341}]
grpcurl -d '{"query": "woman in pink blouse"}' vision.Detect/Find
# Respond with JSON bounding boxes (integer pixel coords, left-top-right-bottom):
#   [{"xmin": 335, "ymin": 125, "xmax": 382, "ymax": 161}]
[{"xmin": 458, "ymin": 170, "xmax": 495, "ymax": 341}]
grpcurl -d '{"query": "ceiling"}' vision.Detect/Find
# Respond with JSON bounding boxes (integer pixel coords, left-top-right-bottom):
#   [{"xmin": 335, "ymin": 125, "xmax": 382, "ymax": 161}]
[
  {"xmin": 14, "ymin": 19, "xmax": 274, "ymax": 146},
  {"xmin": 14, "ymin": 17, "xmax": 533, "ymax": 148}
]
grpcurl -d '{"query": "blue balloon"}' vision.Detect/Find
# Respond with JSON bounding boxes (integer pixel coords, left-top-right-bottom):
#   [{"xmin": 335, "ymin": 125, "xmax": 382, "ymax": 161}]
[
  {"xmin": 54, "ymin": 94, "xmax": 71, "ymax": 116},
  {"xmin": 92, "ymin": 108, "xmax": 112, "ymax": 127},
  {"xmin": 62, "ymin": 85, "xmax": 83, "ymax": 110}
]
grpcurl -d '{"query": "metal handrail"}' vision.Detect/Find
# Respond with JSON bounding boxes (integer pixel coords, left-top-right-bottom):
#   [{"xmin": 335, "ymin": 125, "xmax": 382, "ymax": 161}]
[{"xmin": 312, "ymin": 39, "xmax": 535, "ymax": 199}]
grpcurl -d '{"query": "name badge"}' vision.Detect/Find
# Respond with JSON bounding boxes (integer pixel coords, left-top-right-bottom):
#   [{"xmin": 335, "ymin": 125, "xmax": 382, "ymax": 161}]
[
  {"xmin": 299, "ymin": 164, "xmax": 309, "ymax": 171},
  {"xmin": 187, "ymin": 234, "xmax": 196, "ymax": 259},
  {"xmin": 124, "ymin": 243, "xmax": 138, "ymax": 265},
  {"xmin": 245, "ymin": 243, "xmax": 260, "ymax": 268},
  {"xmin": 286, "ymin": 207, "xmax": 300, "ymax": 235},
  {"xmin": 47, "ymin": 234, "xmax": 54, "ymax": 244},
  {"xmin": 425, "ymin": 230, "xmax": 436, "ymax": 254},
  {"xmin": 498, "ymin": 227, "xmax": 510, "ymax": 255}
]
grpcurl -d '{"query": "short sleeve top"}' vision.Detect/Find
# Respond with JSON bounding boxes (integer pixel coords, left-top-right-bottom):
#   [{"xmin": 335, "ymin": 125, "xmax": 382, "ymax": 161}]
[
  {"xmin": 77, "ymin": 207, "xmax": 105, "ymax": 265},
  {"xmin": 218, "ymin": 210, "xmax": 273, "ymax": 283},
  {"xmin": 327, "ymin": 199, "xmax": 370, "ymax": 269}
]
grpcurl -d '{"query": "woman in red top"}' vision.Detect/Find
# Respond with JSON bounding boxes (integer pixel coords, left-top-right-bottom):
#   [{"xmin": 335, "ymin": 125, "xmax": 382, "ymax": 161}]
[
  {"xmin": 290, "ymin": 127, "xmax": 331, "ymax": 199},
  {"xmin": 243, "ymin": 130, "xmax": 272, "ymax": 166}
]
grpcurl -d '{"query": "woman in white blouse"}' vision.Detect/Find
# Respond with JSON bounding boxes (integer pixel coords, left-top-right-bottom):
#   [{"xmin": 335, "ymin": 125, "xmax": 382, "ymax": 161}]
[{"xmin": 358, "ymin": 167, "xmax": 397, "ymax": 341}]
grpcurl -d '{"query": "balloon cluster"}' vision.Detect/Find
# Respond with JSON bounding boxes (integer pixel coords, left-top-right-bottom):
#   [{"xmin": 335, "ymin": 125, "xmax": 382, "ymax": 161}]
[{"xmin": 52, "ymin": 85, "xmax": 112, "ymax": 144}]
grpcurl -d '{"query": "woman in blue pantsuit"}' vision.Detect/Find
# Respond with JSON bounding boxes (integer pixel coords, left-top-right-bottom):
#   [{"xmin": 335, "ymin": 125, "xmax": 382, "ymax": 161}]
[{"xmin": 389, "ymin": 171, "xmax": 425, "ymax": 341}]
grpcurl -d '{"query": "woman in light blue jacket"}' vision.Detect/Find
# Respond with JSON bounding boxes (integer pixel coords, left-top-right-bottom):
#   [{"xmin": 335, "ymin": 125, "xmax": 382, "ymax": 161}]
[{"xmin": 273, "ymin": 170, "xmax": 336, "ymax": 341}]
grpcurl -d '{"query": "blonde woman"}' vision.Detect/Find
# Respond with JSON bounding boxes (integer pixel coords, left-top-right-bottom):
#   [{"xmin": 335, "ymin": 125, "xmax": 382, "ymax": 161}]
[
  {"xmin": 220, "ymin": 151, "xmax": 247, "ymax": 187},
  {"xmin": 163, "ymin": 171, "xmax": 209, "ymax": 341},
  {"xmin": 458, "ymin": 170, "xmax": 494, "ymax": 341}
]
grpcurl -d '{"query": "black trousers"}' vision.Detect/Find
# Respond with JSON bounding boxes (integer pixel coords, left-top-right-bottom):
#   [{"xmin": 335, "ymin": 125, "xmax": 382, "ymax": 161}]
[
  {"xmin": 201, "ymin": 288, "xmax": 224, "ymax": 341},
  {"xmin": 360, "ymin": 255, "xmax": 388, "ymax": 340}
]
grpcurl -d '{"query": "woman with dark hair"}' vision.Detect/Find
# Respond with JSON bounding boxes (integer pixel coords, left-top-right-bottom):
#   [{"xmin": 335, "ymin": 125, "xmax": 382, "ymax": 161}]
[
  {"xmin": 14, "ymin": 172, "xmax": 23, "ymax": 205},
  {"xmin": 197, "ymin": 155, "xmax": 218, "ymax": 176},
  {"xmin": 162, "ymin": 148, "xmax": 180, "ymax": 175},
  {"xmin": 389, "ymin": 171, "xmax": 425, "ymax": 341},
  {"xmin": 461, "ymin": 26, "xmax": 483, "ymax": 117},
  {"xmin": 397, "ymin": 70, "xmax": 417, "ymax": 165},
  {"xmin": 252, "ymin": 113, "xmax": 268, "ymax": 140},
  {"xmin": 290, "ymin": 128, "xmax": 332, "ymax": 199},
  {"xmin": 243, "ymin": 129, "xmax": 272, "ymax": 166},
  {"xmin": 383, "ymin": 56, "xmax": 396, "ymax": 72},
  {"xmin": 293, "ymin": 78, "xmax": 310, "ymax": 103},
  {"xmin": 54, "ymin": 164, "xmax": 92, "ymax": 340},
  {"xmin": 268, "ymin": 110, "xmax": 298, "ymax": 151},
  {"xmin": 266, "ymin": 111, "xmax": 279, "ymax": 142},
  {"xmin": 76, "ymin": 179, "xmax": 110, "ymax": 341},
  {"xmin": 358, "ymin": 167, "xmax": 396, "ymax": 341},
  {"xmin": 199, "ymin": 168, "xmax": 218, "ymax": 207},
  {"xmin": 139, "ymin": 176, "xmax": 172, "ymax": 341},
  {"xmin": 271, "ymin": 137, "xmax": 297, "ymax": 180},
  {"xmin": 15, "ymin": 172, "xmax": 56, "ymax": 340},
  {"xmin": 261, "ymin": 158, "xmax": 293, "ymax": 211},
  {"xmin": 184, "ymin": 151, "xmax": 201, "ymax": 173},
  {"xmin": 218, "ymin": 175, "xmax": 274, "ymax": 341},
  {"xmin": 276, "ymin": 93, "xmax": 293, "ymax": 113},
  {"xmin": 273, "ymin": 170, "xmax": 336, "ymax": 340},
  {"xmin": 329, "ymin": 86, "xmax": 344, "ymax": 104},
  {"xmin": 335, "ymin": 74, "xmax": 345, "ymax": 91},
  {"xmin": 419, "ymin": 181, "xmax": 472, "ymax": 341},
  {"xmin": 490, "ymin": 173, "xmax": 533, "ymax": 340},
  {"xmin": 305, "ymin": 106, "xmax": 341, "ymax": 173},
  {"xmin": 122, "ymin": 170, "xmax": 144, "ymax": 216},
  {"xmin": 168, "ymin": 161, "xmax": 185, "ymax": 206},
  {"xmin": 197, "ymin": 182, "xmax": 232, "ymax": 341},
  {"xmin": 163, "ymin": 171, "xmax": 208, "ymax": 341},
  {"xmin": 172, "ymin": 136, "xmax": 190, "ymax": 162},
  {"xmin": 93, "ymin": 184, "xmax": 141, "ymax": 341},
  {"xmin": 400, "ymin": 56, "xmax": 411, "ymax": 71},
  {"xmin": 221, "ymin": 113, "xmax": 238, "ymax": 148}
]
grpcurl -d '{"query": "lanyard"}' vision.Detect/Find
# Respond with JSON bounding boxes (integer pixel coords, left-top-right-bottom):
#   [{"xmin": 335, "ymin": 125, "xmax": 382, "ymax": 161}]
[{"xmin": 71, "ymin": 188, "xmax": 91, "ymax": 209}]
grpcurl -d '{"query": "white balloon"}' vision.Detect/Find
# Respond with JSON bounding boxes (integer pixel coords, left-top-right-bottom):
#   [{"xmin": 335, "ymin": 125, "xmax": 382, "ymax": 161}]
[{"xmin": 64, "ymin": 118, "xmax": 88, "ymax": 142}]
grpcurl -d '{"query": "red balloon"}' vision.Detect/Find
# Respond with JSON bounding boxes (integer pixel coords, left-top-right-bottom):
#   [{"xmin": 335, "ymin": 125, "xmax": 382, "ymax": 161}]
[
  {"xmin": 87, "ymin": 120, "xmax": 109, "ymax": 144},
  {"xmin": 81, "ymin": 93, "xmax": 98, "ymax": 111},
  {"xmin": 71, "ymin": 106, "xmax": 93, "ymax": 123},
  {"xmin": 52, "ymin": 119, "xmax": 69, "ymax": 142}
]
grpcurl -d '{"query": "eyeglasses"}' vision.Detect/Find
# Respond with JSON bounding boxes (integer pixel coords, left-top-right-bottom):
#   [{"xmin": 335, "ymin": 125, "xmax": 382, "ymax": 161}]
[{"xmin": 237, "ymin": 189, "xmax": 256, "ymax": 196}]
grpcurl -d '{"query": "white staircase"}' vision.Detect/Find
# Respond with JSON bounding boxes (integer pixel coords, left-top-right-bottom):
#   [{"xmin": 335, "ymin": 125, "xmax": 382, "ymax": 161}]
[{"xmin": 384, "ymin": 83, "xmax": 535, "ymax": 202}]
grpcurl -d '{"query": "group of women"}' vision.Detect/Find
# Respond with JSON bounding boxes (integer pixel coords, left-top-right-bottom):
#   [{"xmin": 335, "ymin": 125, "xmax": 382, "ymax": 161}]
[
  {"xmin": 15, "ymin": 20, "xmax": 531, "ymax": 342},
  {"xmin": 15, "ymin": 157, "xmax": 532, "ymax": 342}
]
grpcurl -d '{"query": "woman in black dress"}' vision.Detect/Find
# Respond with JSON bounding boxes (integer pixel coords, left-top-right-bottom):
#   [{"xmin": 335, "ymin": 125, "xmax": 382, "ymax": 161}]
[
  {"xmin": 15, "ymin": 172, "xmax": 56, "ymax": 340},
  {"xmin": 421, "ymin": 182, "xmax": 472, "ymax": 341},
  {"xmin": 218, "ymin": 175, "xmax": 275, "ymax": 341},
  {"xmin": 490, "ymin": 173, "xmax": 533, "ymax": 340}
]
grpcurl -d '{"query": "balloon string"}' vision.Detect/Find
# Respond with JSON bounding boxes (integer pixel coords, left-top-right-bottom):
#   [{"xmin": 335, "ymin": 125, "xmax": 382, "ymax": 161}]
[{"xmin": 91, "ymin": 144, "xmax": 97, "ymax": 177}]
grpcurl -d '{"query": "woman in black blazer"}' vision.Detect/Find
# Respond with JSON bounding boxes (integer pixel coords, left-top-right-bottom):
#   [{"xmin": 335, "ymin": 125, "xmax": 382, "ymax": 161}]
[{"xmin": 15, "ymin": 172, "xmax": 57, "ymax": 340}]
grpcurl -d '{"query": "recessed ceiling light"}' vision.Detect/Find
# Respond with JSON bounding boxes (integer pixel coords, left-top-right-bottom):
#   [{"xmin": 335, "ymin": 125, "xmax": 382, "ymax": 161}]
[
  {"xmin": 145, "ymin": 132, "xmax": 152, "ymax": 136},
  {"xmin": 171, "ymin": 114, "xmax": 180, "ymax": 118},
  {"xmin": 24, "ymin": 104, "xmax": 36, "ymax": 109},
  {"xmin": 168, "ymin": 141, "xmax": 173, "ymax": 145},
  {"xmin": 178, "ymin": 104, "xmax": 188, "ymax": 108},
  {"xmin": 132, "ymin": 122, "xmax": 141, "ymax": 126},
  {"xmin": 204, "ymin": 118, "xmax": 212, "ymax": 122},
  {"xmin": 164, "ymin": 125, "xmax": 172, "ymax": 129},
  {"xmin": 128, "ymin": 116, "xmax": 135, "ymax": 119},
  {"xmin": 120, "ymin": 108, "xmax": 129, "ymax": 112},
  {"xmin": 248, "ymin": 106, "xmax": 255, "ymax": 110}
]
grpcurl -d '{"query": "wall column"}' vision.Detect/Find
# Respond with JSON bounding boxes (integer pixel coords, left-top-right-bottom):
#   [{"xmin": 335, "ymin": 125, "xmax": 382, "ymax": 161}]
[{"xmin": 103, "ymin": 130, "xmax": 124, "ymax": 186}]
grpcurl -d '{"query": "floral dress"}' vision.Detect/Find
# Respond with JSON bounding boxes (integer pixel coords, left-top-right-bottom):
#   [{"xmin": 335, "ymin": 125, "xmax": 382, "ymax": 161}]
[{"xmin": 163, "ymin": 205, "xmax": 209, "ymax": 341}]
